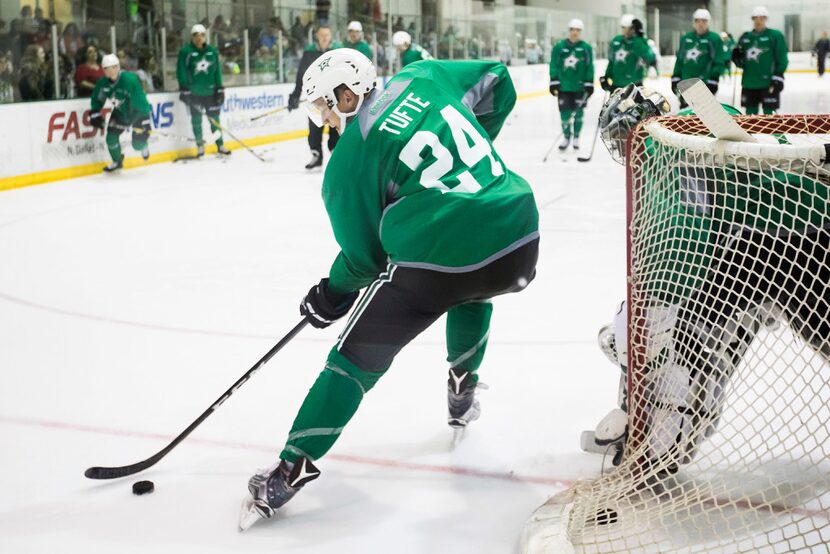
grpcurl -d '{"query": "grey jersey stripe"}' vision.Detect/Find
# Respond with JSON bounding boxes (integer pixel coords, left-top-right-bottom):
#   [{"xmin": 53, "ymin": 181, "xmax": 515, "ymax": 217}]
[
  {"xmin": 462, "ymin": 72, "xmax": 498, "ymax": 117},
  {"xmin": 394, "ymin": 231, "xmax": 539, "ymax": 273}
]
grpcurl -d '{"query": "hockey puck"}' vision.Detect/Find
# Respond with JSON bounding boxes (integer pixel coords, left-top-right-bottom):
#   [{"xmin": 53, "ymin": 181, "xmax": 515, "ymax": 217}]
[
  {"xmin": 132, "ymin": 480, "xmax": 154, "ymax": 495},
  {"xmin": 593, "ymin": 507, "xmax": 618, "ymax": 526}
]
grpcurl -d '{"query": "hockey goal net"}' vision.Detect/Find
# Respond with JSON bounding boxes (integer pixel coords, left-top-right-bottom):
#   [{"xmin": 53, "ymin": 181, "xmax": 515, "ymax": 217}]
[{"xmin": 523, "ymin": 114, "xmax": 830, "ymax": 553}]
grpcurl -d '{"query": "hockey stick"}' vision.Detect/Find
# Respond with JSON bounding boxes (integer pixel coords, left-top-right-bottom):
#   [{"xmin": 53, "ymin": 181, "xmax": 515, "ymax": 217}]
[
  {"xmin": 84, "ymin": 319, "xmax": 309, "ymax": 480},
  {"xmin": 577, "ymin": 90, "xmax": 610, "ymax": 163},
  {"xmin": 249, "ymin": 100, "xmax": 304, "ymax": 122},
  {"xmin": 678, "ymin": 78, "xmax": 755, "ymax": 142},
  {"xmin": 203, "ymin": 111, "xmax": 270, "ymax": 163},
  {"xmin": 106, "ymin": 121, "xmax": 207, "ymax": 144}
]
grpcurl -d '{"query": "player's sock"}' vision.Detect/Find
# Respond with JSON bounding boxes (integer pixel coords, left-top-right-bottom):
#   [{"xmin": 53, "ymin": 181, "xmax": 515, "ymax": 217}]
[{"xmin": 239, "ymin": 457, "xmax": 320, "ymax": 531}]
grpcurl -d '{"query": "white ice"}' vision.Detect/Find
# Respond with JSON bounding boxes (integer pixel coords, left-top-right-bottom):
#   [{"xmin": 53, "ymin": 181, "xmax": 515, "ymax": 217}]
[{"xmin": 0, "ymin": 72, "xmax": 827, "ymax": 553}]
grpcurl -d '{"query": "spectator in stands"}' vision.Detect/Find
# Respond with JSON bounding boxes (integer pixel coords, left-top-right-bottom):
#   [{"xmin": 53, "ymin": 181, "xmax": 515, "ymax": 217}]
[
  {"xmin": 228, "ymin": 13, "xmax": 243, "ymax": 41},
  {"xmin": 0, "ymin": 19, "xmax": 9, "ymax": 52},
  {"xmin": 258, "ymin": 17, "xmax": 279, "ymax": 51},
  {"xmin": 33, "ymin": 6, "xmax": 50, "ymax": 34},
  {"xmin": 291, "ymin": 16, "xmax": 306, "ymax": 51},
  {"xmin": 212, "ymin": 15, "xmax": 229, "ymax": 48},
  {"xmin": 17, "ymin": 44, "xmax": 52, "ymax": 100},
  {"xmin": 11, "ymin": 6, "xmax": 36, "ymax": 58},
  {"xmin": 61, "ymin": 23, "xmax": 81, "ymax": 61},
  {"xmin": 315, "ymin": 0, "xmax": 331, "ymax": 26},
  {"xmin": 75, "ymin": 44, "xmax": 103, "ymax": 97},
  {"xmin": 135, "ymin": 50, "xmax": 158, "ymax": 92},
  {"xmin": 814, "ymin": 32, "xmax": 829, "ymax": 77},
  {"xmin": 393, "ymin": 16, "xmax": 405, "ymax": 32},
  {"xmin": 117, "ymin": 47, "xmax": 137, "ymax": 71},
  {"xmin": 0, "ymin": 50, "xmax": 15, "ymax": 103},
  {"xmin": 45, "ymin": 46, "xmax": 72, "ymax": 98}
]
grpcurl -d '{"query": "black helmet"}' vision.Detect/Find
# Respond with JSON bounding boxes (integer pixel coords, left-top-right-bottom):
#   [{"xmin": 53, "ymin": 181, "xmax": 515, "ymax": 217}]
[{"xmin": 599, "ymin": 84, "xmax": 670, "ymax": 164}]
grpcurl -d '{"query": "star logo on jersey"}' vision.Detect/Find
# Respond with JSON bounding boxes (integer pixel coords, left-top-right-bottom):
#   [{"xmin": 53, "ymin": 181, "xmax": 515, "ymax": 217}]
[
  {"xmin": 195, "ymin": 59, "xmax": 211, "ymax": 74},
  {"xmin": 110, "ymin": 97, "xmax": 124, "ymax": 110},
  {"xmin": 745, "ymin": 45, "xmax": 764, "ymax": 61},
  {"xmin": 564, "ymin": 54, "xmax": 579, "ymax": 68},
  {"xmin": 685, "ymin": 46, "xmax": 702, "ymax": 62},
  {"xmin": 614, "ymin": 48, "xmax": 629, "ymax": 62}
]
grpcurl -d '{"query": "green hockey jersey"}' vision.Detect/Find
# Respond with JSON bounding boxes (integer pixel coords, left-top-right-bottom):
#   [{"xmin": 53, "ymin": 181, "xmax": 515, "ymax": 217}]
[
  {"xmin": 672, "ymin": 31, "xmax": 725, "ymax": 81},
  {"xmin": 400, "ymin": 43, "xmax": 432, "ymax": 68},
  {"xmin": 320, "ymin": 60, "xmax": 539, "ymax": 295},
  {"xmin": 176, "ymin": 42, "xmax": 223, "ymax": 96},
  {"xmin": 605, "ymin": 34, "xmax": 655, "ymax": 87},
  {"xmin": 90, "ymin": 70, "xmax": 150, "ymax": 122},
  {"xmin": 549, "ymin": 39, "xmax": 594, "ymax": 92},
  {"xmin": 733, "ymin": 28, "xmax": 788, "ymax": 89},
  {"xmin": 344, "ymin": 39, "xmax": 372, "ymax": 60}
]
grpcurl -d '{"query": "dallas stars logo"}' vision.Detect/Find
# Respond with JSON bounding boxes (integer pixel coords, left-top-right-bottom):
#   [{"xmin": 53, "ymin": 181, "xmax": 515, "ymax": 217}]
[
  {"xmin": 614, "ymin": 48, "xmax": 629, "ymax": 62},
  {"xmin": 745, "ymin": 45, "xmax": 764, "ymax": 61},
  {"xmin": 317, "ymin": 57, "xmax": 332, "ymax": 71},
  {"xmin": 685, "ymin": 46, "xmax": 702, "ymax": 62},
  {"xmin": 110, "ymin": 97, "xmax": 124, "ymax": 109},
  {"xmin": 194, "ymin": 59, "xmax": 211, "ymax": 74},
  {"xmin": 563, "ymin": 54, "xmax": 579, "ymax": 68}
]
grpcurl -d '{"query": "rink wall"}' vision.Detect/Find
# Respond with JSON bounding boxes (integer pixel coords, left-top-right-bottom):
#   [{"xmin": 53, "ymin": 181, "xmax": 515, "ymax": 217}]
[{"xmin": 0, "ymin": 63, "xmax": 551, "ymax": 192}]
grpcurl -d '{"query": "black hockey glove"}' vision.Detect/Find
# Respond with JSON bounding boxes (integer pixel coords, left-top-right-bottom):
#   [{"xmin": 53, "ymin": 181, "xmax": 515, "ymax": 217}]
[
  {"xmin": 706, "ymin": 79, "xmax": 719, "ymax": 94},
  {"xmin": 731, "ymin": 46, "xmax": 744, "ymax": 65},
  {"xmin": 549, "ymin": 80, "xmax": 560, "ymax": 96},
  {"xmin": 179, "ymin": 88, "xmax": 192, "ymax": 106},
  {"xmin": 90, "ymin": 110, "xmax": 105, "ymax": 129},
  {"xmin": 214, "ymin": 87, "xmax": 225, "ymax": 107},
  {"xmin": 631, "ymin": 18, "xmax": 644, "ymax": 38},
  {"xmin": 299, "ymin": 278, "xmax": 359, "ymax": 329},
  {"xmin": 287, "ymin": 94, "xmax": 300, "ymax": 111},
  {"xmin": 583, "ymin": 81, "xmax": 594, "ymax": 98},
  {"xmin": 769, "ymin": 74, "xmax": 784, "ymax": 94},
  {"xmin": 670, "ymin": 76, "xmax": 681, "ymax": 94},
  {"xmin": 599, "ymin": 75, "xmax": 612, "ymax": 92}
]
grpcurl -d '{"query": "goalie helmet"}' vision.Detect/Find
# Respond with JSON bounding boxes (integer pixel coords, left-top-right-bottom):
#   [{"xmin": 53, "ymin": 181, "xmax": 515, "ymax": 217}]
[
  {"xmin": 599, "ymin": 84, "xmax": 670, "ymax": 164},
  {"xmin": 302, "ymin": 48, "xmax": 377, "ymax": 131}
]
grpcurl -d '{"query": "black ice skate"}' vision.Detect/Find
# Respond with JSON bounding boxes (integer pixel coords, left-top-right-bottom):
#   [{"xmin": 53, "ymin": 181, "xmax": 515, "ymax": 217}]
[
  {"xmin": 447, "ymin": 368, "xmax": 486, "ymax": 447},
  {"xmin": 103, "ymin": 155, "xmax": 124, "ymax": 173},
  {"xmin": 305, "ymin": 150, "xmax": 322, "ymax": 170},
  {"xmin": 238, "ymin": 457, "xmax": 320, "ymax": 531},
  {"xmin": 196, "ymin": 144, "xmax": 206, "ymax": 158},
  {"xmin": 217, "ymin": 145, "xmax": 231, "ymax": 156}
]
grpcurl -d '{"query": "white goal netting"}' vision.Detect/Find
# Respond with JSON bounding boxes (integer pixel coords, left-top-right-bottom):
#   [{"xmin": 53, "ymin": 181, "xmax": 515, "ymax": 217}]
[{"xmin": 523, "ymin": 114, "xmax": 830, "ymax": 553}]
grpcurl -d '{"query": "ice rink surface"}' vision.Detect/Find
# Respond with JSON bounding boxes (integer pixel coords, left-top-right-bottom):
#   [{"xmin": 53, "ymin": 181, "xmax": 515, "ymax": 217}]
[{"xmin": 0, "ymin": 72, "xmax": 827, "ymax": 553}]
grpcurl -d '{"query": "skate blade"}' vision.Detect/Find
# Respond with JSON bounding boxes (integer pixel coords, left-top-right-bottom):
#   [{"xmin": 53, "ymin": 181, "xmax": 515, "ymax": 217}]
[
  {"xmin": 238, "ymin": 497, "xmax": 263, "ymax": 532},
  {"xmin": 450, "ymin": 426, "xmax": 466, "ymax": 450}
]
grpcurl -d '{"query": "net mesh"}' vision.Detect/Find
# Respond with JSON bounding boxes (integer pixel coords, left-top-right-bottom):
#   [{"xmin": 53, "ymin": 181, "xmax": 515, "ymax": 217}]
[{"xmin": 525, "ymin": 115, "xmax": 830, "ymax": 553}]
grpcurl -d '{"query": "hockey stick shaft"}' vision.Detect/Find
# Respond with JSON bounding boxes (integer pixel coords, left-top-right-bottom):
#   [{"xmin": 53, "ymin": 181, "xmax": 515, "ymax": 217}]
[
  {"xmin": 204, "ymin": 111, "xmax": 268, "ymax": 162},
  {"xmin": 249, "ymin": 105, "xmax": 288, "ymax": 121},
  {"xmin": 577, "ymin": 90, "xmax": 609, "ymax": 163},
  {"xmin": 106, "ymin": 121, "xmax": 199, "ymax": 143},
  {"xmin": 84, "ymin": 319, "xmax": 309, "ymax": 480}
]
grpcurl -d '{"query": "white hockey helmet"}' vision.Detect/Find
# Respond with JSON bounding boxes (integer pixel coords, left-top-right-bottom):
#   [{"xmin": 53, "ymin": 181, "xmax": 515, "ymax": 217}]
[
  {"xmin": 693, "ymin": 8, "xmax": 711, "ymax": 21},
  {"xmin": 191, "ymin": 23, "xmax": 207, "ymax": 35},
  {"xmin": 302, "ymin": 48, "xmax": 377, "ymax": 131},
  {"xmin": 347, "ymin": 21, "xmax": 363, "ymax": 32},
  {"xmin": 101, "ymin": 53, "xmax": 119, "ymax": 68},
  {"xmin": 751, "ymin": 6, "xmax": 769, "ymax": 17},
  {"xmin": 568, "ymin": 19, "xmax": 584, "ymax": 31},
  {"xmin": 620, "ymin": 14, "xmax": 635, "ymax": 28},
  {"xmin": 392, "ymin": 30, "xmax": 412, "ymax": 47}
]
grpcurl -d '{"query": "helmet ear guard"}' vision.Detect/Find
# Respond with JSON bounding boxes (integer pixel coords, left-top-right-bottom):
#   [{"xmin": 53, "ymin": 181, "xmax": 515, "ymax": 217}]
[{"xmin": 599, "ymin": 84, "xmax": 670, "ymax": 164}]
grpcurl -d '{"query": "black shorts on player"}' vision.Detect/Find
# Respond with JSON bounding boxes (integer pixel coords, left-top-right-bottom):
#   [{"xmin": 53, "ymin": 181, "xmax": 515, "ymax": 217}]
[
  {"xmin": 741, "ymin": 87, "xmax": 780, "ymax": 113},
  {"xmin": 188, "ymin": 94, "xmax": 221, "ymax": 118},
  {"xmin": 558, "ymin": 91, "xmax": 587, "ymax": 111}
]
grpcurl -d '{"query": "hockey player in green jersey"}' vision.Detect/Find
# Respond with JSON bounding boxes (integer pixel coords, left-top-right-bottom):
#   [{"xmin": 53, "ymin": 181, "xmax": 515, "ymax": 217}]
[
  {"xmin": 287, "ymin": 25, "xmax": 342, "ymax": 169},
  {"xmin": 671, "ymin": 9, "xmax": 724, "ymax": 108},
  {"xmin": 89, "ymin": 53, "xmax": 152, "ymax": 172},
  {"xmin": 393, "ymin": 30, "xmax": 432, "ymax": 68},
  {"xmin": 721, "ymin": 32, "xmax": 736, "ymax": 76},
  {"xmin": 239, "ymin": 50, "xmax": 539, "ymax": 530},
  {"xmin": 177, "ymin": 24, "xmax": 230, "ymax": 156},
  {"xmin": 731, "ymin": 6, "xmax": 788, "ymax": 114},
  {"xmin": 549, "ymin": 19, "xmax": 594, "ymax": 151},
  {"xmin": 343, "ymin": 20, "xmax": 372, "ymax": 59},
  {"xmin": 601, "ymin": 14, "xmax": 655, "ymax": 93}
]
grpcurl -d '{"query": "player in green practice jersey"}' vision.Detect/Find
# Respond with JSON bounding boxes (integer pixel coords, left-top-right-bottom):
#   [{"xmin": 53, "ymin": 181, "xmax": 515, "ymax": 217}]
[
  {"xmin": 601, "ymin": 14, "xmax": 655, "ymax": 92},
  {"xmin": 393, "ymin": 30, "xmax": 432, "ymax": 68},
  {"xmin": 177, "ymin": 24, "xmax": 230, "ymax": 156},
  {"xmin": 591, "ymin": 84, "xmax": 830, "ymax": 471},
  {"xmin": 721, "ymin": 32, "xmax": 736, "ymax": 77},
  {"xmin": 89, "ymin": 53, "xmax": 151, "ymax": 172},
  {"xmin": 343, "ymin": 21, "xmax": 372, "ymax": 60},
  {"xmin": 238, "ymin": 50, "xmax": 539, "ymax": 530},
  {"xmin": 549, "ymin": 19, "xmax": 594, "ymax": 151},
  {"xmin": 287, "ymin": 25, "xmax": 342, "ymax": 169},
  {"xmin": 671, "ymin": 9, "xmax": 724, "ymax": 108},
  {"xmin": 731, "ymin": 6, "xmax": 788, "ymax": 114}
]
